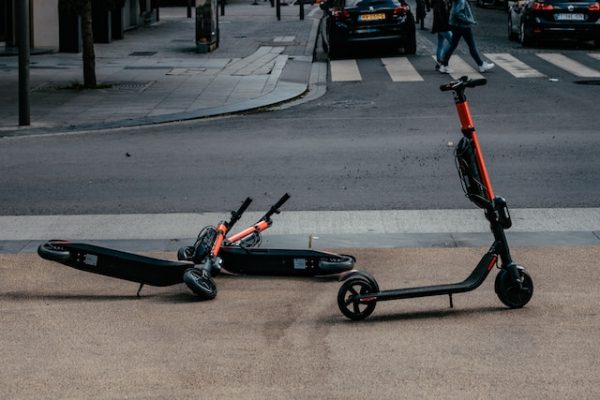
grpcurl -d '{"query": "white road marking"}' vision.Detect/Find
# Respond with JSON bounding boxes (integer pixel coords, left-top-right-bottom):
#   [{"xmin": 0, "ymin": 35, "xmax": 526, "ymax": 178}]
[
  {"xmin": 484, "ymin": 53, "xmax": 545, "ymax": 78},
  {"xmin": 330, "ymin": 59, "xmax": 362, "ymax": 82},
  {"xmin": 588, "ymin": 53, "xmax": 600, "ymax": 62},
  {"xmin": 381, "ymin": 57, "xmax": 423, "ymax": 82},
  {"xmin": 536, "ymin": 53, "xmax": 600, "ymax": 78},
  {"xmin": 433, "ymin": 56, "xmax": 484, "ymax": 80}
]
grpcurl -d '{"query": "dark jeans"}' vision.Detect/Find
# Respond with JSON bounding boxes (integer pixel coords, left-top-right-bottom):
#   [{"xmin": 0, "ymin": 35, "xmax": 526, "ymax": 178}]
[{"xmin": 441, "ymin": 26, "xmax": 483, "ymax": 67}]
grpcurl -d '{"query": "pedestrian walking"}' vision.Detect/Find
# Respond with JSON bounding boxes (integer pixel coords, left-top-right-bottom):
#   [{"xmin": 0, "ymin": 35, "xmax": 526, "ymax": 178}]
[
  {"xmin": 415, "ymin": 0, "xmax": 428, "ymax": 30},
  {"xmin": 427, "ymin": 0, "xmax": 452, "ymax": 70},
  {"xmin": 438, "ymin": 0, "xmax": 495, "ymax": 74}
]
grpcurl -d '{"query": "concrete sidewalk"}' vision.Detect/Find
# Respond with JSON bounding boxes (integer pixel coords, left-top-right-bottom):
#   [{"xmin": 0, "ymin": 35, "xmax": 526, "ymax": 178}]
[{"xmin": 0, "ymin": 3, "xmax": 324, "ymax": 136}]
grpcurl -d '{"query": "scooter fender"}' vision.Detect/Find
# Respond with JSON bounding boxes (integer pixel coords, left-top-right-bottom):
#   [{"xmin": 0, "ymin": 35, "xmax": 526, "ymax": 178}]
[{"xmin": 338, "ymin": 269, "xmax": 380, "ymax": 292}]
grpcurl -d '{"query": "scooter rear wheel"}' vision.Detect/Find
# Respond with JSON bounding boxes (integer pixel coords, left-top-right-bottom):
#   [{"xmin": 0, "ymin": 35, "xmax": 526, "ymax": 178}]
[
  {"xmin": 337, "ymin": 278, "xmax": 377, "ymax": 321},
  {"xmin": 183, "ymin": 268, "xmax": 217, "ymax": 300},
  {"xmin": 495, "ymin": 268, "xmax": 534, "ymax": 308},
  {"xmin": 177, "ymin": 246, "xmax": 195, "ymax": 261}
]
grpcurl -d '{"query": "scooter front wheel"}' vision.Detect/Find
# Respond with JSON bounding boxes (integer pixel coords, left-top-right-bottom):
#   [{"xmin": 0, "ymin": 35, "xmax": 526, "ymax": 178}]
[
  {"xmin": 337, "ymin": 278, "xmax": 377, "ymax": 321},
  {"xmin": 38, "ymin": 241, "xmax": 71, "ymax": 262},
  {"xmin": 495, "ymin": 268, "xmax": 534, "ymax": 308},
  {"xmin": 183, "ymin": 268, "xmax": 217, "ymax": 300}
]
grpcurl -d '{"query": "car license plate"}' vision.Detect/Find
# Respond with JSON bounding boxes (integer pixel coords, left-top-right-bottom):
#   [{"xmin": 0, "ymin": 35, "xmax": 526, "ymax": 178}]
[
  {"xmin": 555, "ymin": 13, "xmax": 585, "ymax": 21},
  {"xmin": 359, "ymin": 13, "xmax": 386, "ymax": 22}
]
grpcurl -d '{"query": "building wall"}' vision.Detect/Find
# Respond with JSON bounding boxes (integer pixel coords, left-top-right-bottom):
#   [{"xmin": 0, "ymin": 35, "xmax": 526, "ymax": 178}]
[{"xmin": 32, "ymin": 0, "xmax": 59, "ymax": 49}]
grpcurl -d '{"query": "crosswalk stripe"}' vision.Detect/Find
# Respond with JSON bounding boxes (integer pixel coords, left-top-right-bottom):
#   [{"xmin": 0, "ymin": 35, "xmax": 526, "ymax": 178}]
[
  {"xmin": 536, "ymin": 53, "xmax": 600, "ymax": 78},
  {"xmin": 589, "ymin": 53, "xmax": 600, "ymax": 62},
  {"xmin": 432, "ymin": 56, "xmax": 484, "ymax": 80},
  {"xmin": 330, "ymin": 59, "xmax": 362, "ymax": 82},
  {"xmin": 381, "ymin": 57, "xmax": 423, "ymax": 82},
  {"xmin": 484, "ymin": 53, "xmax": 545, "ymax": 78}
]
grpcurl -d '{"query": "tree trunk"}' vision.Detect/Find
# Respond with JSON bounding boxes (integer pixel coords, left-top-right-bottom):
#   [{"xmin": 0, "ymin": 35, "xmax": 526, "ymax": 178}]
[{"xmin": 81, "ymin": 0, "xmax": 96, "ymax": 87}]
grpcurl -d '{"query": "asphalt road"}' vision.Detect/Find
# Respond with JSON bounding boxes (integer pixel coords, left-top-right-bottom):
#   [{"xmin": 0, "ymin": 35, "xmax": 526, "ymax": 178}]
[
  {"xmin": 1, "ymin": 246, "xmax": 599, "ymax": 399},
  {"xmin": 2, "ymin": 5, "xmax": 599, "ymax": 214}
]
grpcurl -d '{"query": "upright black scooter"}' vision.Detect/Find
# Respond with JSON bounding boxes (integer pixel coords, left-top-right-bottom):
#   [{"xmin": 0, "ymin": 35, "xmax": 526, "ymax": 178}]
[{"xmin": 336, "ymin": 76, "xmax": 534, "ymax": 321}]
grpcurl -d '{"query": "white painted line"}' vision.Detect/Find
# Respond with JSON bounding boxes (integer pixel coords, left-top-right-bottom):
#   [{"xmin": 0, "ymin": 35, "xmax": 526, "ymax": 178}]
[
  {"xmin": 2, "ymin": 209, "xmax": 599, "ymax": 240},
  {"xmin": 536, "ymin": 53, "xmax": 600, "ymax": 78},
  {"xmin": 330, "ymin": 59, "xmax": 362, "ymax": 82},
  {"xmin": 381, "ymin": 57, "xmax": 423, "ymax": 82},
  {"xmin": 588, "ymin": 53, "xmax": 600, "ymax": 62},
  {"xmin": 485, "ymin": 53, "xmax": 545, "ymax": 78},
  {"xmin": 433, "ymin": 55, "xmax": 484, "ymax": 80},
  {"xmin": 273, "ymin": 36, "xmax": 295, "ymax": 43}
]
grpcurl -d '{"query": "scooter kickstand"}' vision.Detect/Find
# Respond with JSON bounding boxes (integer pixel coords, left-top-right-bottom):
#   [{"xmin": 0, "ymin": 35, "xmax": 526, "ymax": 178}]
[
  {"xmin": 136, "ymin": 283, "xmax": 144, "ymax": 298},
  {"xmin": 449, "ymin": 294, "xmax": 454, "ymax": 309}
]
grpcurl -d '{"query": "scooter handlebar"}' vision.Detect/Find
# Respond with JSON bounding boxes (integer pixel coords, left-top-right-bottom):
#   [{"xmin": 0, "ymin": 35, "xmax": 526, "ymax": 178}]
[
  {"xmin": 228, "ymin": 197, "xmax": 253, "ymax": 229},
  {"xmin": 261, "ymin": 193, "xmax": 291, "ymax": 221},
  {"xmin": 440, "ymin": 76, "xmax": 487, "ymax": 92}
]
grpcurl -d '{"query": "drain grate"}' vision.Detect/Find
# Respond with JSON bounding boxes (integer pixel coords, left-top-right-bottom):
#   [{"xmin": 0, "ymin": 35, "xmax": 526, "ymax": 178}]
[
  {"xmin": 110, "ymin": 81, "xmax": 155, "ymax": 92},
  {"xmin": 574, "ymin": 80, "xmax": 600, "ymax": 85},
  {"xmin": 129, "ymin": 51, "xmax": 157, "ymax": 56}
]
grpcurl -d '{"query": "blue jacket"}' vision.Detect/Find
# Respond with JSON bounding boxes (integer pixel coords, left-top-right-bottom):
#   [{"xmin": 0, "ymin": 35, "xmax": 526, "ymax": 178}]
[{"xmin": 449, "ymin": 0, "xmax": 477, "ymax": 28}]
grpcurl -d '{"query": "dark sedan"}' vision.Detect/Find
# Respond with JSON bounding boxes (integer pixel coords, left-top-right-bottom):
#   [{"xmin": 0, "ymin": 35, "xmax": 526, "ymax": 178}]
[
  {"xmin": 320, "ymin": 0, "xmax": 417, "ymax": 58},
  {"xmin": 508, "ymin": 0, "xmax": 600, "ymax": 46}
]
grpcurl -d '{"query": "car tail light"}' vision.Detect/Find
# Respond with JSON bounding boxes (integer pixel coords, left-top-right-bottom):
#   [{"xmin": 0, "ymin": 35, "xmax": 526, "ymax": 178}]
[
  {"xmin": 531, "ymin": 1, "xmax": 553, "ymax": 10},
  {"xmin": 332, "ymin": 9, "xmax": 351, "ymax": 20},
  {"xmin": 393, "ymin": 4, "xmax": 410, "ymax": 15},
  {"xmin": 588, "ymin": 2, "xmax": 600, "ymax": 11}
]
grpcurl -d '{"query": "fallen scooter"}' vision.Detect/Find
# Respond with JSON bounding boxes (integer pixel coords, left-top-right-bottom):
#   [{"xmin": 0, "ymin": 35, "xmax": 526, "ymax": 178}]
[
  {"xmin": 37, "ymin": 198, "xmax": 253, "ymax": 299},
  {"xmin": 177, "ymin": 193, "xmax": 355, "ymax": 291},
  {"xmin": 336, "ymin": 76, "xmax": 534, "ymax": 320}
]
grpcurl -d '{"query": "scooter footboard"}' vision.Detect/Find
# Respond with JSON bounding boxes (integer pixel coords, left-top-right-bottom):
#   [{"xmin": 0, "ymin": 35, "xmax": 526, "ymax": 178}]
[
  {"xmin": 219, "ymin": 247, "xmax": 354, "ymax": 276},
  {"xmin": 38, "ymin": 240, "xmax": 193, "ymax": 286}
]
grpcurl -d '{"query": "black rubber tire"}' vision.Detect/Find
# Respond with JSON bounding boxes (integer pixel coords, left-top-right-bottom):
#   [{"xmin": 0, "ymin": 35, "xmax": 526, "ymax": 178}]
[
  {"xmin": 318, "ymin": 255, "xmax": 355, "ymax": 274},
  {"xmin": 38, "ymin": 241, "xmax": 71, "ymax": 262},
  {"xmin": 519, "ymin": 20, "xmax": 534, "ymax": 47},
  {"xmin": 183, "ymin": 268, "xmax": 218, "ymax": 300},
  {"xmin": 508, "ymin": 17, "xmax": 517, "ymax": 41},
  {"xmin": 495, "ymin": 268, "xmax": 534, "ymax": 308},
  {"xmin": 177, "ymin": 246, "xmax": 195, "ymax": 261},
  {"xmin": 337, "ymin": 278, "xmax": 377, "ymax": 321},
  {"xmin": 404, "ymin": 16, "xmax": 417, "ymax": 55}
]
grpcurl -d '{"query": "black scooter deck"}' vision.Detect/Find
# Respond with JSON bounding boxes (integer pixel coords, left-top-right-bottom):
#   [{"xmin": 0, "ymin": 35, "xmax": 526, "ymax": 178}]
[
  {"xmin": 38, "ymin": 241, "xmax": 193, "ymax": 286},
  {"xmin": 219, "ymin": 246, "xmax": 354, "ymax": 276}
]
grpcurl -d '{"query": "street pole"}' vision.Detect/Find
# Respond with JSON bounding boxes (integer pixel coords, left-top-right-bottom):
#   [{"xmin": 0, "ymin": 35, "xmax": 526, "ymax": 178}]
[
  {"xmin": 187, "ymin": 0, "xmax": 192, "ymax": 18},
  {"xmin": 299, "ymin": 0, "xmax": 304, "ymax": 20},
  {"xmin": 17, "ymin": 0, "xmax": 31, "ymax": 126},
  {"xmin": 276, "ymin": 0, "xmax": 281, "ymax": 20}
]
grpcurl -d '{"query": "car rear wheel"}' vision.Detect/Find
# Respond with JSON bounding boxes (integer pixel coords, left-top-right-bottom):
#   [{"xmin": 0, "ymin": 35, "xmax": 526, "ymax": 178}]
[
  {"xmin": 508, "ymin": 17, "xmax": 517, "ymax": 41},
  {"xmin": 519, "ymin": 19, "xmax": 534, "ymax": 47}
]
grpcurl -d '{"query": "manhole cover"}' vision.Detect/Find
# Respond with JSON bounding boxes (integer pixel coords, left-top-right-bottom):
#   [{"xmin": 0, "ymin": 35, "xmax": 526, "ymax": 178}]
[
  {"xmin": 129, "ymin": 51, "xmax": 157, "ymax": 56},
  {"xmin": 574, "ymin": 80, "xmax": 600, "ymax": 85},
  {"xmin": 109, "ymin": 81, "xmax": 155, "ymax": 92}
]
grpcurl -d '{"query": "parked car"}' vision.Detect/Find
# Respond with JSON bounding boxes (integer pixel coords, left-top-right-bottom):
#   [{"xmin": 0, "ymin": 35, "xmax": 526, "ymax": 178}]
[
  {"xmin": 320, "ymin": 0, "xmax": 417, "ymax": 58},
  {"xmin": 508, "ymin": 0, "xmax": 600, "ymax": 46}
]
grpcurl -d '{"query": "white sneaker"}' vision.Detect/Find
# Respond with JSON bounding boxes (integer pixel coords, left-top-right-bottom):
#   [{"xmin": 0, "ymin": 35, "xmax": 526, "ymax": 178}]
[
  {"xmin": 479, "ymin": 61, "xmax": 495, "ymax": 73},
  {"xmin": 439, "ymin": 65, "xmax": 453, "ymax": 74}
]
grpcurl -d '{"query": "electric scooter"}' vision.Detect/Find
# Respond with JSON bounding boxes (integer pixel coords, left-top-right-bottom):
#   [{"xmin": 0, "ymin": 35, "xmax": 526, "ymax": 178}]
[
  {"xmin": 37, "ymin": 198, "xmax": 254, "ymax": 299},
  {"xmin": 177, "ymin": 193, "xmax": 355, "ymax": 277},
  {"xmin": 336, "ymin": 76, "xmax": 534, "ymax": 321}
]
